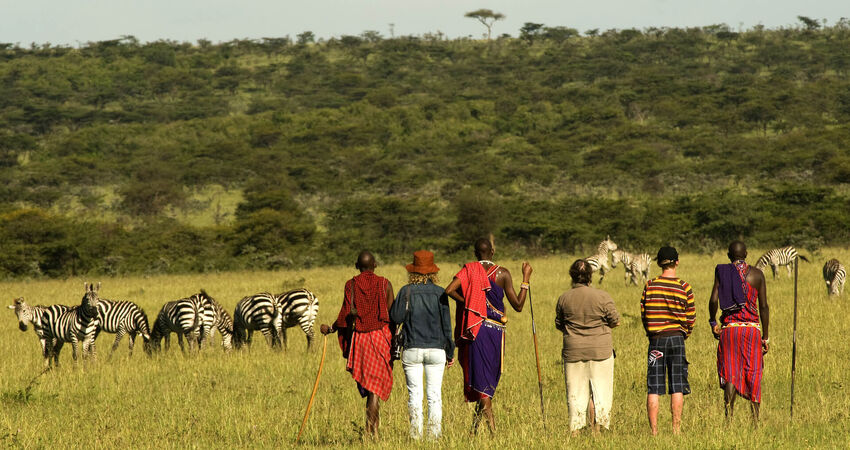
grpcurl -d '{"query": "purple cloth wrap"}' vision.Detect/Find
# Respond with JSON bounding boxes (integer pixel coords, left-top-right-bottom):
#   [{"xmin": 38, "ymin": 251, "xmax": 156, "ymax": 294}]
[{"xmin": 716, "ymin": 263, "xmax": 747, "ymax": 311}]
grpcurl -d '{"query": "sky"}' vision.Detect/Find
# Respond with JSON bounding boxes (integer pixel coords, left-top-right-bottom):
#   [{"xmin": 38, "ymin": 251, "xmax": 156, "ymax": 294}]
[{"xmin": 1, "ymin": 0, "xmax": 848, "ymax": 46}]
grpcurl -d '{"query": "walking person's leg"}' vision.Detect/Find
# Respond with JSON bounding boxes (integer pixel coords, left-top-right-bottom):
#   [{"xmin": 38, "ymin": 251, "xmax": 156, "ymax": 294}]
[
  {"xmin": 589, "ymin": 355, "xmax": 615, "ymax": 431},
  {"xmin": 423, "ymin": 348, "xmax": 447, "ymax": 440},
  {"xmin": 646, "ymin": 338, "xmax": 665, "ymax": 436},
  {"xmin": 402, "ymin": 348, "xmax": 425, "ymax": 439},
  {"xmin": 565, "ymin": 360, "xmax": 591, "ymax": 434}
]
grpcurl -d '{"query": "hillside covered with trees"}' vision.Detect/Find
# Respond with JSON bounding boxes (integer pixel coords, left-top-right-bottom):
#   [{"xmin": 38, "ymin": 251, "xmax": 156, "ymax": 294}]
[{"xmin": 2, "ymin": 18, "xmax": 850, "ymax": 277}]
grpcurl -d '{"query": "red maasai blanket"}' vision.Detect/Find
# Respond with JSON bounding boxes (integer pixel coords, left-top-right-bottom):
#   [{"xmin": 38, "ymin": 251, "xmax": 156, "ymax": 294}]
[
  {"xmin": 454, "ymin": 262, "xmax": 490, "ymax": 343},
  {"xmin": 717, "ymin": 261, "xmax": 764, "ymax": 403},
  {"xmin": 346, "ymin": 325, "xmax": 393, "ymax": 401}
]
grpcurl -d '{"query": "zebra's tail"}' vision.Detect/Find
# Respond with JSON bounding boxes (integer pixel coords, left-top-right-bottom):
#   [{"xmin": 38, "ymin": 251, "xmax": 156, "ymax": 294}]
[{"xmin": 798, "ymin": 254, "xmax": 810, "ymax": 263}]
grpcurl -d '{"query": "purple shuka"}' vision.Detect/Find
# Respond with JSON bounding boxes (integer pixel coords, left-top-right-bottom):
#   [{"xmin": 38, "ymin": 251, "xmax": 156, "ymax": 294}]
[
  {"xmin": 459, "ymin": 266, "xmax": 506, "ymax": 402},
  {"xmin": 716, "ymin": 263, "xmax": 747, "ymax": 311}
]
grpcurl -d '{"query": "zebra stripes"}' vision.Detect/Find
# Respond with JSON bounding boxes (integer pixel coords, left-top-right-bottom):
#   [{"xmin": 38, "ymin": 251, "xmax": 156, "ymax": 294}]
[
  {"xmin": 199, "ymin": 293, "xmax": 234, "ymax": 351},
  {"xmin": 8, "ymin": 298, "xmax": 70, "ymax": 368},
  {"xmin": 755, "ymin": 246, "xmax": 810, "ymax": 279},
  {"xmin": 823, "ymin": 259, "xmax": 846, "ymax": 296},
  {"xmin": 233, "ymin": 292, "xmax": 280, "ymax": 349},
  {"xmin": 41, "ymin": 282, "xmax": 102, "ymax": 362},
  {"xmin": 586, "ymin": 236, "xmax": 618, "ymax": 284},
  {"xmin": 96, "ymin": 298, "xmax": 151, "ymax": 357},
  {"xmin": 612, "ymin": 249, "xmax": 652, "ymax": 286},
  {"xmin": 276, "ymin": 289, "xmax": 319, "ymax": 350},
  {"xmin": 149, "ymin": 294, "xmax": 203, "ymax": 353}
]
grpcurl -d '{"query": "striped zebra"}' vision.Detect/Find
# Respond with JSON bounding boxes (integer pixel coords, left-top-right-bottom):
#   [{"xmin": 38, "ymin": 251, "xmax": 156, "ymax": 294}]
[
  {"xmin": 823, "ymin": 259, "xmax": 846, "ymax": 296},
  {"xmin": 41, "ymin": 282, "xmax": 102, "ymax": 363},
  {"xmin": 149, "ymin": 293, "xmax": 203, "ymax": 353},
  {"xmin": 233, "ymin": 292, "xmax": 282, "ymax": 350},
  {"xmin": 198, "ymin": 292, "xmax": 234, "ymax": 351},
  {"xmin": 628, "ymin": 253, "xmax": 653, "ymax": 286},
  {"xmin": 275, "ymin": 289, "xmax": 319, "ymax": 350},
  {"xmin": 7, "ymin": 298, "xmax": 70, "ymax": 368},
  {"xmin": 95, "ymin": 298, "xmax": 151, "ymax": 357},
  {"xmin": 611, "ymin": 249, "xmax": 636, "ymax": 285},
  {"xmin": 585, "ymin": 236, "xmax": 618, "ymax": 284},
  {"xmin": 755, "ymin": 246, "xmax": 810, "ymax": 279}
]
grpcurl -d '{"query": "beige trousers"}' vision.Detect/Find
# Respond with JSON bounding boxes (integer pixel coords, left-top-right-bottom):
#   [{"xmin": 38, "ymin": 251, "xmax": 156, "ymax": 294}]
[{"xmin": 563, "ymin": 354, "xmax": 614, "ymax": 431}]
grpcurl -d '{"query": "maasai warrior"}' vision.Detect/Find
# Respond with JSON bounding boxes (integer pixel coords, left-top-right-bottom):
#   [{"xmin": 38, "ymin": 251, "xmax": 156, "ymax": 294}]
[
  {"xmin": 709, "ymin": 241, "xmax": 770, "ymax": 424},
  {"xmin": 445, "ymin": 238, "xmax": 533, "ymax": 435},
  {"xmin": 320, "ymin": 251, "xmax": 395, "ymax": 438}
]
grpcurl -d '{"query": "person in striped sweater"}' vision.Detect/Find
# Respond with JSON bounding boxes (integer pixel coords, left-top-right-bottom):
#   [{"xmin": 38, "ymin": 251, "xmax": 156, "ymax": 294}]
[{"xmin": 640, "ymin": 246, "xmax": 695, "ymax": 436}]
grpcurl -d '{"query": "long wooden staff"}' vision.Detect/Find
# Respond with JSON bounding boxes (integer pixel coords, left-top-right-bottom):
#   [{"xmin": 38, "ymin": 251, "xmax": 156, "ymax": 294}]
[
  {"xmin": 296, "ymin": 333, "xmax": 329, "ymax": 444},
  {"xmin": 790, "ymin": 258, "xmax": 799, "ymax": 418},
  {"xmin": 527, "ymin": 285, "xmax": 546, "ymax": 425}
]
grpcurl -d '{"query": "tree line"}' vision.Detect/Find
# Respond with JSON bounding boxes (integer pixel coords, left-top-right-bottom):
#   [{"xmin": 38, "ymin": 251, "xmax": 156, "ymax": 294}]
[{"xmin": 1, "ymin": 18, "xmax": 849, "ymax": 277}]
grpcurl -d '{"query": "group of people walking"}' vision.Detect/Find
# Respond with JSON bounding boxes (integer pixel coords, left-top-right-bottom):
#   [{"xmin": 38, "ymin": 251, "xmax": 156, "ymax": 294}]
[{"xmin": 319, "ymin": 239, "xmax": 770, "ymax": 440}]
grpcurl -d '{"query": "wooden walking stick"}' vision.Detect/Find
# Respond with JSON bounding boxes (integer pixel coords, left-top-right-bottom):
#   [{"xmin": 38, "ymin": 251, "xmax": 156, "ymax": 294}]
[
  {"xmin": 790, "ymin": 258, "xmax": 799, "ymax": 418},
  {"xmin": 527, "ymin": 285, "xmax": 546, "ymax": 426},
  {"xmin": 296, "ymin": 333, "xmax": 329, "ymax": 444}
]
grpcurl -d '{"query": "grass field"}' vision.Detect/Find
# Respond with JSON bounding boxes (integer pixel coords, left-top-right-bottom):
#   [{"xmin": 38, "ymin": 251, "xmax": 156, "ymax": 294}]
[{"xmin": 1, "ymin": 250, "xmax": 849, "ymax": 448}]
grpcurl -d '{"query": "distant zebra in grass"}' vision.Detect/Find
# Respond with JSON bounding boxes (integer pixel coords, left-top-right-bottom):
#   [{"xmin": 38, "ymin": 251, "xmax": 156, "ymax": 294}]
[
  {"xmin": 42, "ymin": 283, "xmax": 102, "ymax": 363},
  {"xmin": 275, "ymin": 289, "xmax": 319, "ymax": 350},
  {"xmin": 7, "ymin": 298, "xmax": 70, "ymax": 368},
  {"xmin": 198, "ymin": 293, "xmax": 234, "ymax": 351},
  {"xmin": 629, "ymin": 253, "xmax": 653, "ymax": 286},
  {"xmin": 233, "ymin": 292, "xmax": 283, "ymax": 350},
  {"xmin": 95, "ymin": 298, "xmax": 151, "ymax": 357},
  {"xmin": 612, "ymin": 249, "xmax": 636, "ymax": 285},
  {"xmin": 823, "ymin": 259, "xmax": 846, "ymax": 297},
  {"xmin": 585, "ymin": 236, "xmax": 618, "ymax": 284},
  {"xmin": 149, "ymin": 293, "xmax": 203, "ymax": 353},
  {"xmin": 755, "ymin": 246, "xmax": 810, "ymax": 279}
]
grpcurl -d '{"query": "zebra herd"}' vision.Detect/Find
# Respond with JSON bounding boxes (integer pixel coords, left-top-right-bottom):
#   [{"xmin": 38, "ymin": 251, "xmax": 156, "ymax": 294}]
[
  {"xmin": 583, "ymin": 239, "xmax": 845, "ymax": 298},
  {"xmin": 8, "ymin": 284, "xmax": 319, "ymax": 367}
]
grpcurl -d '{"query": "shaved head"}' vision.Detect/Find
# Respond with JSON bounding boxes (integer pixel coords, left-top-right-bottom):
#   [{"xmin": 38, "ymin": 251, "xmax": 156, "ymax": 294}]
[
  {"xmin": 474, "ymin": 238, "xmax": 494, "ymax": 260},
  {"xmin": 728, "ymin": 240, "xmax": 747, "ymax": 261},
  {"xmin": 355, "ymin": 251, "xmax": 376, "ymax": 271}
]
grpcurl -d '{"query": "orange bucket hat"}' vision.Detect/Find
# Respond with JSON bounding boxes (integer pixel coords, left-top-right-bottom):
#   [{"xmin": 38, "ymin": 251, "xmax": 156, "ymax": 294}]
[{"xmin": 405, "ymin": 250, "xmax": 440, "ymax": 274}]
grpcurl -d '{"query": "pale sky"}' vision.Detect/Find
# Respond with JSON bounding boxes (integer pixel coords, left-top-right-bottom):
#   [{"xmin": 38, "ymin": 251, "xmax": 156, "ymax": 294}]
[{"xmin": 1, "ymin": 0, "xmax": 847, "ymax": 46}]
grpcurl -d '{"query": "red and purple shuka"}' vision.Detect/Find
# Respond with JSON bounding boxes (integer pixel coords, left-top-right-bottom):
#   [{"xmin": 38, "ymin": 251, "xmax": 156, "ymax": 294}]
[
  {"xmin": 717, "ymin": 261, "xmax": 764, "ymax": 403},
  {"xmin": 334, "ymin": 271, "xmax": 393, "ymax": 401},
  {"xmin": 455, "ymin": 262, "xmax": 506, "ymax": 402}
]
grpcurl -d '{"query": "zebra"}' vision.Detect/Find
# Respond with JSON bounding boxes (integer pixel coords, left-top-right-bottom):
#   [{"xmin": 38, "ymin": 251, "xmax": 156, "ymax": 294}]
[
  {"xmin": 628, "ymin": 253, "xmax": 653, "ymax": 286},
  {"xmin": 275, "ymin": 289, "xmax": 319, "ymax": 350},
  {"xmin": 755, "ymin": 246, "xmax": 810, "ymax": 279},
  {"xmin": 823, "ymin": 259, "xmax": 846, "ymax": 296},
  {"xmin": 95, "ymin": 297, "xmax": 151, "ymax": 357},
  {"xmin": 233, "ymin": 292, "xmax": 282, "ymax": 350},
  {"xmin": 585, "ymin": 236, "xmax": 618, "ymax": 284},
  {"xmin": 197, "ymin": 291, "xmax": 234, "ymax": 351},
  {"xmin": 611, "ymin": 249, "xmax": 636, "ymax": 285},
  {"xmin": 7, "ymin": 298, "xmax": 70, "ymax": 368},
  {"xmin": 41, "ymin": 282, "xmax": 102, "ymax": 363},
  {"xmin": 148, "ymin": 293, "xmax": 203, "ymax": 354}
]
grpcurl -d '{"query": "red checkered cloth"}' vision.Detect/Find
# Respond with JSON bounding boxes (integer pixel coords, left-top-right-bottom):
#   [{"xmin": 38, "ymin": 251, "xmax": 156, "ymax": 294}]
[
  {"xmin": 717, "ymin": 261, "xmax": 764, "ymax": 402},
  {"xmin": 346, "ymin": 325, "xmax": 393, "ymax": 401},
  {"xmin": 334, "ymin": 271, "xmax": 389, "ymax": 332}
]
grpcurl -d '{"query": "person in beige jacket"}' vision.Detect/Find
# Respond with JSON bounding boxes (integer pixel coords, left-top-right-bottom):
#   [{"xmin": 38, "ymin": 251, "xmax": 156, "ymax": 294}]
[{"xmin": 555, "ymin": 259, "xmax": 620, "ymax": 434}]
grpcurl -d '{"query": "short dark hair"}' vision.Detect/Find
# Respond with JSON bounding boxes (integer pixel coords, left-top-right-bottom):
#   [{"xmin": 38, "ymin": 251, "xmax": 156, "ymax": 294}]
[
  {"xmin": 728, "ymin": 240, "xmax": 747, "ymax": 261},
  {"xmin": 569, "ymin": 259, "xmax": 593, "ymax": 285}
]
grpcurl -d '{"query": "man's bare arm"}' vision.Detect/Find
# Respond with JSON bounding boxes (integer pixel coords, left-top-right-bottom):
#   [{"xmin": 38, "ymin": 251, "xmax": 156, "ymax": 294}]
[
  {"xmin": 445, "ymin": 277, "xmax": 464, "ymax": 303},
  {"xmin": 756, "ymin": 270, "xmax": 769, "ymax": 341},
  {"xmin": 386, "ymin": 280, "xmax": 395, "ymax": 310},
  {"xmin": 502, "ymin": 262, "xmax": 532, "ymax": 312},
  {"xmin": 709, "ymin": 273, "xmax": 720, "ymax": 338}
]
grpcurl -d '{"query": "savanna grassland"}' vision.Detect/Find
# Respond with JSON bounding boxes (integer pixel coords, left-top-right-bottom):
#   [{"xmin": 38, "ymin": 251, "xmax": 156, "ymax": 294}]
[{"xmin": 2, "ymin": 250, "xmax": 848, "ymax": 448}]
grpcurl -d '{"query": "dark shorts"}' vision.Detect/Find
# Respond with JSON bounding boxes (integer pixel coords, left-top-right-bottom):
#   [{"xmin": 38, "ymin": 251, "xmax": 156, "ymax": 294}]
[{"xmin": 646, "ymin": 335, "xmax": 690, "ymax": 395}]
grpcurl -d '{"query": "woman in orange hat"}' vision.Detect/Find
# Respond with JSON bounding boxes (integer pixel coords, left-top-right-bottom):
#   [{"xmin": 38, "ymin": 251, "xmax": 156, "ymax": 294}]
[{"xmin": 389, "ymin": 250, "xmax": 455, "ymax": 440}]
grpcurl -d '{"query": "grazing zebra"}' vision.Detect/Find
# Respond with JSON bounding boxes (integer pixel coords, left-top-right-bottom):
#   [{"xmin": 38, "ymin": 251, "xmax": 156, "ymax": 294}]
[
  {"xmin": 95, "ymin": 298, "xmax": 151, "ymax": 357},
  {"xmin": 628, "ymin": 253, "xmax": 653, "ymax": 286},
  {"xmin": 585, "ymin": 236, "xmax": 618, "ymax": 284},
  {"xmin": 149, "ymin": 293, "xmax": 203, "ymax": 354},
  {"xmin": 611, "ymin": 249, "xmax": 636, "ymax": 285},
  {"xmin": 233, "ymin": 292, "xmax": 282, "ymax": 350},
  {"xmin": 42, "ymin": 282, "xmax": 102, "ymax": 363},
  {"xmin": 7, "ymin": 298, "xmax": 70, "ymax": 368},
  {"xmin": 755, "ymin": 246, "xmax": 810, "ymax": 279},
  {"xmin": 823, "ymin": 259, "xmax": 846, "ymax": 296},
  {"xmin": 198, "ymin": 292, "xmax": 234, "ymax": 351},
  {"xmin": 275, "ymin": 289, "xmax": 319, "ymax": 350}
]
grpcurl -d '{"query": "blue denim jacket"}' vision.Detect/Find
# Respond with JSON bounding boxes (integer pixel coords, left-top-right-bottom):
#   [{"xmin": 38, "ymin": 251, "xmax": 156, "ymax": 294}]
[{"xmin": 389, "ymin": 281, "xmax": 455, "ymax": 360}]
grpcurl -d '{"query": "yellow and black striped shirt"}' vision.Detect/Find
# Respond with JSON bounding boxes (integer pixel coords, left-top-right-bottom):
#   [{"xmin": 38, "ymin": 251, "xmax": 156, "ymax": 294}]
[{"xmin": 640, "ymin": 276, "xmax": 695, "ymax": 337}]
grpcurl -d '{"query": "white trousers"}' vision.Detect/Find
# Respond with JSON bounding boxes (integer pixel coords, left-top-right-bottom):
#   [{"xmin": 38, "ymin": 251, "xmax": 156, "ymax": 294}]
[
  {"xmin": 402, "ymin": 347, "xmax": 446, "ymax": 440},
  {"xmin": 564, "ymin": 355, "xmax": 615, "ymax": 431}
]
